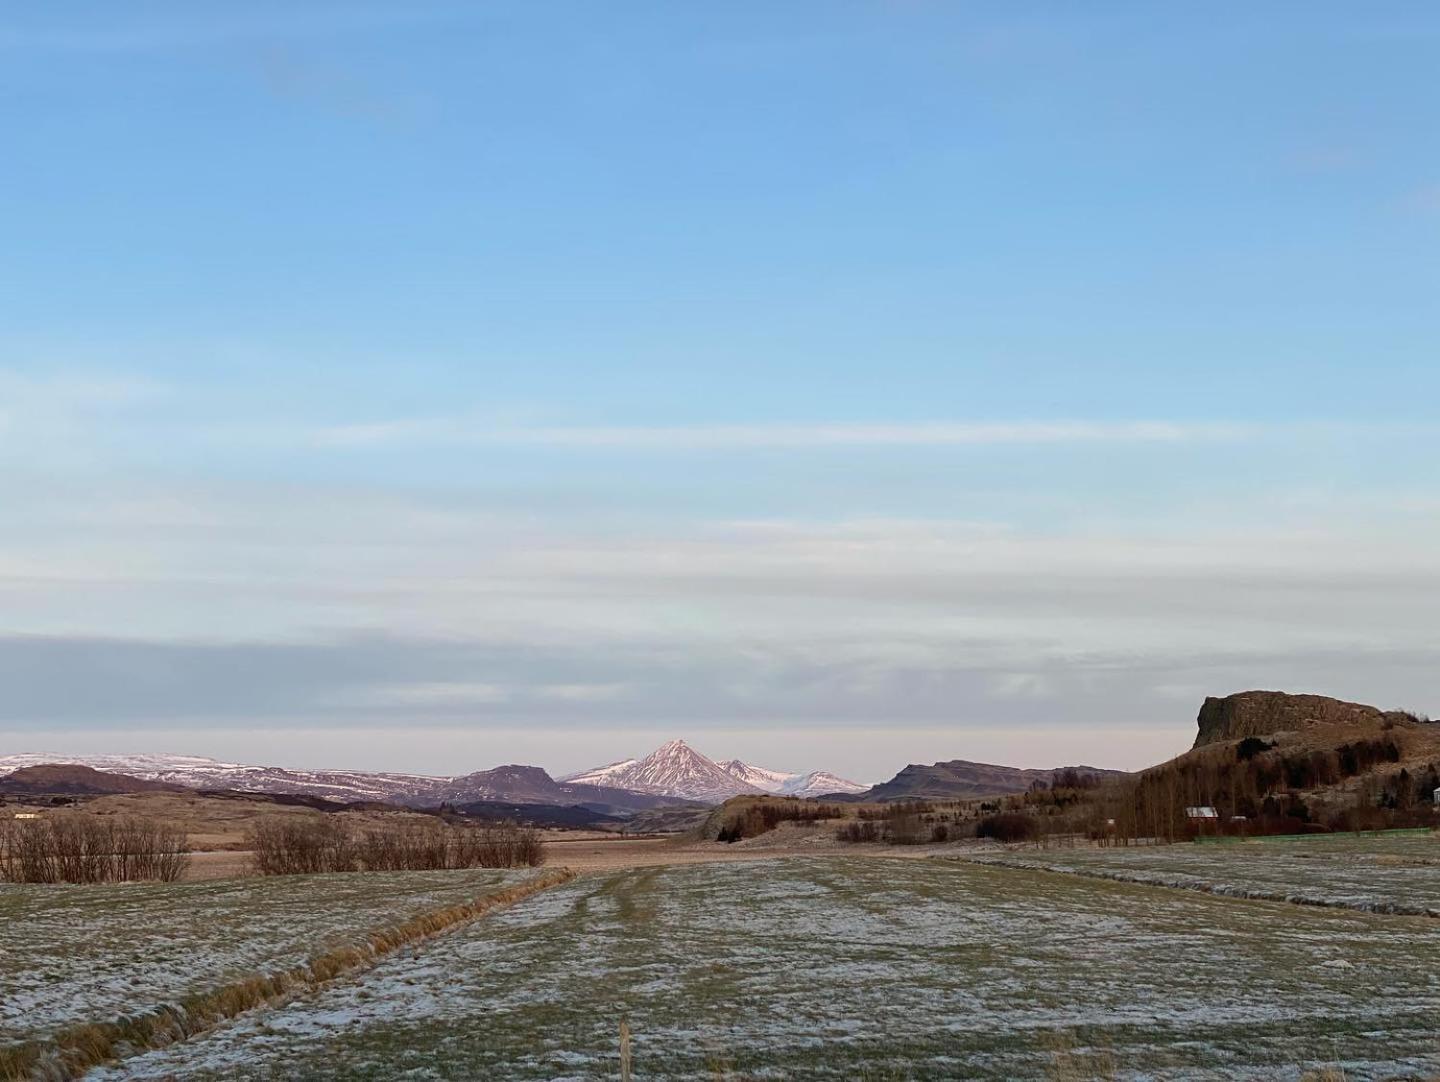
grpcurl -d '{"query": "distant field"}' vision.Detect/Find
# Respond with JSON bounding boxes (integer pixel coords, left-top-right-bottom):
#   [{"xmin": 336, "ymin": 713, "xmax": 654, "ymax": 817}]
[
  {"xmin": 102, "ymin": 858, "xmax": 1440, "ymax": 1080},
  {"xmin": 964, "ymin": 831, "xmax": 1440, "ymax": 915},
  {"xmin": 0, "ymin": 868, "xmax": 527, "ymax": 1049}
]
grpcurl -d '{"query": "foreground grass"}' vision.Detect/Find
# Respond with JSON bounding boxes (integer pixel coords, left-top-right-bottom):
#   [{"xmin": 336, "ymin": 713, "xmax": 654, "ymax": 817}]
[
  {"xmin": 0, "ymin": 868, "xmax": 538, "ymax": 1054},
  {"xmin": 4, "ymin": 869, "xmax": 573, "ymax": 1081},
  {"xmin": 102, "ymin": 858, "xmax": 1440, "ymax": 1080}
]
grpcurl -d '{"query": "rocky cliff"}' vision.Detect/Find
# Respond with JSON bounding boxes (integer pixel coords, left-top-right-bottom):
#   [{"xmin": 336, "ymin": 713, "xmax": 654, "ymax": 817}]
[{"xmin": 1192, "ymin": 690, "xmax": 1410, "ymax": 748}]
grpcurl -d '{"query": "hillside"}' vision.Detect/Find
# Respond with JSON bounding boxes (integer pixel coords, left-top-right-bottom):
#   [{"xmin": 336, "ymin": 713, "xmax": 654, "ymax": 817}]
[
  {"xmin": 1100, "ymin": 691, "xmax": 1440, "ymax": 840},
  {"xmin": 862, "ymin": 760, "xmax": 1127, "ymax": 802},
  {"xmin": 0, "ymin": 764, "xmax": 186, "ymax": 797}
]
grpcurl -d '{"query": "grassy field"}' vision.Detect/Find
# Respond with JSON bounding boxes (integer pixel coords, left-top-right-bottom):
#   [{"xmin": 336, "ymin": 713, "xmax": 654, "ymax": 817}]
[
  {"xmin": 0, "ymin": 868, "xmax": 528, "ymax": 1050},
  {"xmin": 99, "ymin": 857, "xmax": 1440, "ymax": 1080},
  {"xmin": 964, "ymin": 831, "xmax": 1440, "ymax": 915}
]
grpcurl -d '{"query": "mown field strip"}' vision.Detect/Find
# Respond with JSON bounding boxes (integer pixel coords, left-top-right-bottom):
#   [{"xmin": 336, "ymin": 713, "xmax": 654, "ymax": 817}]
[
  {"xmin": 956, "ymin": 833, "xmax": 1440, "ymax": 918},
  {"xmin": 958, "ymin": 853, "xmax": 1440, "ymax": 917},
  {"xmin": 2, "ymin": 868, "xmax": 574, "ymax": 1082}
]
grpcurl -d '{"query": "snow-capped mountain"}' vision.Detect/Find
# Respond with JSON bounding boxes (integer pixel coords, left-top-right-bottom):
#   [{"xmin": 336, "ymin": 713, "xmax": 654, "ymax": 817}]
[
  {"xmin": 782, "ymin": 771, "xmax": 868, "ymax": 797},
  {"xmin": 0, "ymin": 753, "xmax": 442, "ymax": 803},
  {"xmin": 0, "ymin": 745, "xmax": 865, "ymax": 807},
  {"xmin": 565, "ymin": 741, "xmax": 864, "ymax": 803},
  {"xmin": 564, "ymin": 739, "xmax": 766, "ymax": 803},
  {"xmin": 720, "ymin": 759, "xmax": 799, "ymax": 793},
  {"xmin": 0, "ymin": 754, "xmax": 683, "ymax": 811}
]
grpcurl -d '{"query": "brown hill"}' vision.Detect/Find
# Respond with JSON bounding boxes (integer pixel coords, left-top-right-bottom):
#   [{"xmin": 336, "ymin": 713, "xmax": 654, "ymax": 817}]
[
  {"xmin": 861, "ymin": 760, "xmax": 1127, "ymax": 802},
  {"xmin": 1193, "ymin": 690, "xmax": 1414, "ymax": 748},
  {"xmin": 0, "ymin": 763, "xmax": 187, "ymax": 796},
  {"xmin": 1095, "ymin": 691, "xmax": 1440, "ymax": 841}
]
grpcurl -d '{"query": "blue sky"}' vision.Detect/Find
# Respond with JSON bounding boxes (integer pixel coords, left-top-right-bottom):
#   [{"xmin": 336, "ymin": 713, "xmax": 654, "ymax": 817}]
[{"xmin": 1, "ymin": 3, "xmax": 1436, "ymax": 778}]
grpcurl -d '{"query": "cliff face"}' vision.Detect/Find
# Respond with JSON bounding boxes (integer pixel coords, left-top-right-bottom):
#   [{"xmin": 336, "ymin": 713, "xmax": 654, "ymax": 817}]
[{"xmin": 1192, "ymin": 691, "xmax": 1409, "ymax": 748}]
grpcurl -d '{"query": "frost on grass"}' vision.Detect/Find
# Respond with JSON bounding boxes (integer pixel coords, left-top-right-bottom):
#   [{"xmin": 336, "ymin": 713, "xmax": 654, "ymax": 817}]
[
  {"xmin": 105, "ymin": 859, "xmax": 1440, "ymax": 1081},
  {"xmin": 0, "ymin": 868, "xmax": 524, "ymax": 1049},
  {"xmin": 965, "ymin": 832, "xmax": 1440, "ymax": 916}
]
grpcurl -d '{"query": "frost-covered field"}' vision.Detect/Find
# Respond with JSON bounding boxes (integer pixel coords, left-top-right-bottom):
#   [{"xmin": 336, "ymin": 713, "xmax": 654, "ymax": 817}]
[
  {"xmin": 965, "ymin": 832, "xmax": 1440, "ymax": 915},
  {"xmin": 1, "ymin": 868, "xmax": 525, "ymax": 1049},
  {"xmin": 102, "ymin": 858, "xmax": 1440, "ymax": 1080}
]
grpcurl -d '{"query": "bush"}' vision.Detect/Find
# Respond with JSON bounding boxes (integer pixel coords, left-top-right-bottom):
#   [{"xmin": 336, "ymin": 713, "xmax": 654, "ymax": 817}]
[
  {"xmin": 715, "ymin": 801, "xmax": 843, "ymax": 843},
  {"xmin": 0, "ymin": 816, "xmax": 189, "ymax": 884},
  {"xmin": 835, "ymin": 820, "xmax": 880, "ymax": 843},
  {"xmin": 884, "ymin": 807, "xmax": 927, "ymax": 845},
  {"xmin": 249, "ymin": 817, "xmax": 542, "ymax": 876},
  {"xmin": 975, "ymin": 813, "xmax": 1040, "ymax": 843},
  {"xmin": 249, "ymin": 818, "xmax": 357, "ymax": 876}
]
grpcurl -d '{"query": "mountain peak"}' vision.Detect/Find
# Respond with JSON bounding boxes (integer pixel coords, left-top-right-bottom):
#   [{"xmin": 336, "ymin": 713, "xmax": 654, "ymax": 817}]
[{"xmin": 565, "ymin": 740, "xmax": 764, "ymax": 803}]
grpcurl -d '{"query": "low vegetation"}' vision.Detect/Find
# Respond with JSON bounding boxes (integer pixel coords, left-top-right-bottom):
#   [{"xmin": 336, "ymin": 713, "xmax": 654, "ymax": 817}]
[
  {"xmin": 0, "ymin": 816, "xmax": 188, "ymax": 884},
  {"xmin": 248, "ymin": 818, "xmax": 543, "ymax": 875},
  {"xmin": 836, "ymin": 802, "xmax": 949, "ymax": 844},
  {"xmin": 975, "ymin": 812, "xmax": 1041, "ymax": 844},
  {"xmin": 713, "ymin": 799, "xmax": 844, "ymax": 842}
]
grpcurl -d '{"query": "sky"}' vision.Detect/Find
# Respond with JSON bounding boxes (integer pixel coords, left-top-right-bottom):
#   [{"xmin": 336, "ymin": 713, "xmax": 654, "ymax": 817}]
[{"xmin": 1, "ymin": 2, "xmax": 1437, "ymax": 781}]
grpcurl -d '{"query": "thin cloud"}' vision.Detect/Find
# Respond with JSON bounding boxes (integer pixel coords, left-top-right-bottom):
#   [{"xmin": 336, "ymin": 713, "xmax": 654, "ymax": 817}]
[{"xmin": 311, "ymin": 419, "xmax": 1255, "ymax": 449}]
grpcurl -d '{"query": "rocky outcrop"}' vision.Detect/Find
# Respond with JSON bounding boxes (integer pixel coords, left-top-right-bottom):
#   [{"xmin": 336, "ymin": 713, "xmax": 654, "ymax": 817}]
[{"xmin": 1192, "ymin": 690, "xmax": 1410, "ymax": 748}]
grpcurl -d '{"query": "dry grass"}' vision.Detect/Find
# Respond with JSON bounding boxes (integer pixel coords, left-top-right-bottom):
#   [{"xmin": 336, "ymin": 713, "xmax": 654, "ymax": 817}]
[{"xmin": 0, "ymin": 869, "xmax": 575, "ymax": 1082}]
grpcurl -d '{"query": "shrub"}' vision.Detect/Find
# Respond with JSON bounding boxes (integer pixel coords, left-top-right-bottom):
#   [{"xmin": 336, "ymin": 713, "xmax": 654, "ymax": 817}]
[
  {"xmin": 0, "ymin": 816, "xmax": 189, "ymax": 884},
  {"xmin": 249, "ymin": 818, "xmax": 357, "ymax": 876},
  {"xmin": 250, "ymin": 817, "xmax": 542, "ymax": 875},
  {"xmin": 715, "ymin": 801, "xmax": 843, "ymax": 843},
  {"xmin": 884, "ymin": 806, "xmax": 927, "ymax": 845},
  {"xmin": 975, "ymin": 813, "xmax": 1040, "ymax": 843},
  {"xmin": 835, "ymin": 820, "xmax": 880, "ymax": 843}
]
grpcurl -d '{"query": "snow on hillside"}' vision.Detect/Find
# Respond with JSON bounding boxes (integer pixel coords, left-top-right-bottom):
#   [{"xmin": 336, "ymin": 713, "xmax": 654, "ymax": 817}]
[
  {"xmin": 782, "ymin": 771, "xmax": 868, "ymax": 797},
  {"xmin": 558, "ymin": 758, "xmax": 639, "ymax": 788},
  {"xmin": 566, "ymin": 742, "xmax": 864, "ymax": 803},
  {"xmin": 565, "ymin": 740, "xmax": 764, "ymax": 803},
  {"xmin": 0, "ymin": 753, "xmax": 443, "ymax": 804},
  {"xmin": 720, "ymin": 760, "xmax": 798, "ymax": 793},
  {"xmin": 1, "ymin": 745, "xmax": 866, "ymax": 807}
]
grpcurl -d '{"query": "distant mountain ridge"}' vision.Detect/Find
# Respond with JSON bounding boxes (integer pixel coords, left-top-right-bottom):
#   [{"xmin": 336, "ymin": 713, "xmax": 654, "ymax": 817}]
[
  {"xmin": 0, "ymin": 753, "xmax": 694, "ymax": 814},
  {"xmin": 861, "ymin": 759, "xmax": 1128, "ymax": 802},
  {"xmin": 0, "ymin": 746, "xmax": 858, "ymax": 810},
  {"xmin": 0, "ymin": 763, "xmax": 186, "ymax": 797}
]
